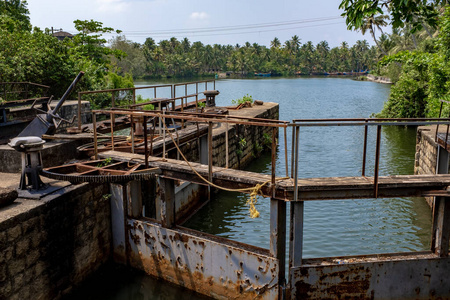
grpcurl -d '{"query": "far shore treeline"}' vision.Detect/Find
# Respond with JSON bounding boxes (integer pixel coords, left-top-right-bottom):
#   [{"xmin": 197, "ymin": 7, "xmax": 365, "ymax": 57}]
[{"xmin": 2, "ymin": 0, "xmax": 450, "ymax": 118}]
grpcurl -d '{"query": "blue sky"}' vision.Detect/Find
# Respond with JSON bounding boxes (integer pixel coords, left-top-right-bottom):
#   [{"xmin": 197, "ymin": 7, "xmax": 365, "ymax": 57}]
[{"xmin": 28, "ymin": 0, "xmax": 379, "ymax": 48}]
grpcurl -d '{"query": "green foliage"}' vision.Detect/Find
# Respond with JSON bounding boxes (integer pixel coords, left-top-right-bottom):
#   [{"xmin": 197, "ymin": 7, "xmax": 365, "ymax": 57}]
[
  {"xmin": 339, "ymin": 0, "xmax": 441, "ymax": 34},
  {"xmin": 97, "ymin": 157, "xmax": 112, "ymax": 167},
  {"xmin": 377, "ymin": 7, "xmax": 450, "ymax": 119},
  {"xmin": 0, "ymin": 0, "xmax": 31, "ymax": 32},
  {"xmin": 232, "ymin": 94, "xmax": 253, "ymax": 105},
  {"xmin": 136, "ymin": 95, "xmax": 155, "ymax": 111},
  {"xmin": 197, "ymin": 101, "xmax": 206, "ymax": 108}
]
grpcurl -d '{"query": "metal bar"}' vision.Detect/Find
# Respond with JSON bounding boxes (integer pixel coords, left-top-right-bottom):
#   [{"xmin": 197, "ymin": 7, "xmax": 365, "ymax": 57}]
[
  {"xmin": 225, "ymin": 117, "xmax": 229, "ymax": 168},
  {"xmin": 111, "ymin": 92, "xmax": 116, "ymax": 127},
  {"xmin": 154, "ymin": 87, "xmax": 157, "ymax": 99},
  {"xmin": 270, "ymin": 126, "xmax": 286, "ymax": 291},
  {"xmin": 163, "ymin": 111, "xmax": 166, "ymax": 160},
  {"xmin": 131, "ymin": 115, "xmax": 135, "ymax": 153},
  {"xmin": 284, "ymin": 126, "xmax": 288, "ymax": 177},
  {"xmin": 110, "ymin": 112, "xmax": 115, "ymax": 151},
  {"xmin": 431, "ymin": 196, "xmax": 450, "ymax": 257},
  {"xmin": 77, "ymin": 92, "xmax": 82, "ymax": 130},
  {"xmin": 270, "ymin": 199, "xmax": 286, "ymax": 290},
  {"xmin": 93, "ymin": 113, "xmax": 98, "ymax": 160},
  {"xmin": 143, "ymin": 116, "xmax": 148, "ymax": 168},
  {"xmin": 271, "ymin": 127, "xmax": 277, "ymax": 192},
  {"xmin": 436, "ymin": 101, "xmax": 444, "ymax": 142},
  {"xmin": 374, "ymin": 125, "xmax": 382, "ymax": 198},
  {"xmin": 362, "ymin": 120, "xmax": 368, "ymax": 176},
  {"xmin": 289, "ymin": 126, "xmax": 302, "ymax": 268},
  {"xmin": 158, "ymin": 178, "xmax": 175, "ymax": 228},
  {"xmin": 208, "ymin": 121, "xmax": 213, "ymax": 200}
]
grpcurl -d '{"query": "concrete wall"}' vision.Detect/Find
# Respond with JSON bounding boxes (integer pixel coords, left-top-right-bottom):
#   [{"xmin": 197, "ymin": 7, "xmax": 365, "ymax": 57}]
[
  {"xmin": 0, "ymin": 183, "xmax": 111, "ymax": 300},
  {"xmin": 414, "ymin": 126, "xmax": 439, "ymax": 207}
]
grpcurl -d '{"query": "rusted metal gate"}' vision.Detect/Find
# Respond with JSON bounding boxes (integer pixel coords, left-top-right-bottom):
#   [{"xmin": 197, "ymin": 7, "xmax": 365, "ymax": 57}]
[{"xmin": 109, "ymin": 177, "xmax": 281, "ymax": 299}]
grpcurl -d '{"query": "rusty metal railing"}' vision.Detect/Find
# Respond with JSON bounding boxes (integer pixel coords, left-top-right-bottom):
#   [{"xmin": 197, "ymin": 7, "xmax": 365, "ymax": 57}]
[{"xmin": 77, "ymin": 79, "xmax": 215, "ymax": 130}]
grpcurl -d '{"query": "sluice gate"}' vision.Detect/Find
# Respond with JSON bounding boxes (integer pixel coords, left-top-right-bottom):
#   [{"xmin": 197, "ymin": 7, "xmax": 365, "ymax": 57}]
[{"xmin": 41, "ymin": 106, "xmax": 450, "ymax": 299}]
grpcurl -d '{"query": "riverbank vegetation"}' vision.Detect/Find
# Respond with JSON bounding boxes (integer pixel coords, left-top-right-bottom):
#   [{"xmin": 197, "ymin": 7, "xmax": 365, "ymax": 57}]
[
  {"xmin": 340, "ymin": 0, "xmax": 450, "ymax": 118},
  {"xmin": 109, "ymin": 35, "xmax": 378, "ymax": 78}
]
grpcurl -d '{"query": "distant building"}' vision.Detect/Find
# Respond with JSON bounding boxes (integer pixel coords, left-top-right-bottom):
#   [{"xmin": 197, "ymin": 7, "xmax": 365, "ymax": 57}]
[{"xmin": 52, "ymin": 30, "xmax": 74, "ymax": 41}]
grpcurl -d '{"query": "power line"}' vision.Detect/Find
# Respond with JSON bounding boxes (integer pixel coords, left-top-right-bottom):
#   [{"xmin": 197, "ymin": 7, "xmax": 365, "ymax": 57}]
[{"xmin": 66, "ymin": 16, "xmax": 344, "ymax": 37}]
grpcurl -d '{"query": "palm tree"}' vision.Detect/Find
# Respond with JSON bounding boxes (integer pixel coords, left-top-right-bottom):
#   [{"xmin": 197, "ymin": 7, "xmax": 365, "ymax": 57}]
[
  {"xmin": 359, "ymin": 14, "xmax": 389, "ymax": 56},
  {"xmin": 270, "ymin": 37, "xmax": 281, "ymax": 49}
]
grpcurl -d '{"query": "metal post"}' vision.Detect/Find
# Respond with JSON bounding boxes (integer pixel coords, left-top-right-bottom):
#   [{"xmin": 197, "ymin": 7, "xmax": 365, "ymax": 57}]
[
  {"xmin": 225, "ymin": 117, "xmax": 229, "ymax": 168},
  {"xmin": 431, "ymin": 196, "xmax": 450, "ymax": 257},
  {"xmin": 432, "ymin": 144, "xmax": 450, "ymax": 256},
  {"xmin": 111, "ymin": 92, "xmax": 116, "ymax": 127},
  {"xmin": 132, "ymin": 89, "xmax": 136, "ymax": 105},
  {"xmin": 130, "ymin": 115, "xmax": 135, "ymax": 153},
  {"xmin": 163, "ymin": 111, "xmax": 166, "ymax": 160},
  {"xmin": 143, "ymin": 116, "xmax": 148, "ymax": 168},
  {"xmin": 289, "ymin": 126, "xmax": 303, "ymax": 270},
  {"xmin": 208, "ymin": 121, "xmax": 213, "ymax": 200},
  {"xmin": 374, "ymin": 125, "xmax": 381, "ymax": 198},
  {"xmin": 77, "ymin": 92, "xmax": 82, "ymax": 130},
  {"xmin": 284, "ymin": 126, "xmax": 288, "ymax": 177},
  {"xmin": 362, "ymin": 120, "xmax": 368, "ymax": 176},
  {"xmin": 270, "ymin": 127, "xmax": 286, "ymax": 290},
  {"xmin": 110, "ymin": 112, "xmax": 115, "ymax": 151},
  {"xmin": 157, "ymin": 177, "xmax": 175, "ymax": 228},
  {"xmin": 93, "ymin": 112, "xmax": 98, "ymax": 160}
]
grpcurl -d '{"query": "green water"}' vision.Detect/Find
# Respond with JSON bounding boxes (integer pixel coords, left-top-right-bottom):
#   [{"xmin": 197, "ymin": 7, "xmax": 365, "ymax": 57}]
[{"xmin": 68, "ymin": 77, "xmax": 432, "ymax": 299}]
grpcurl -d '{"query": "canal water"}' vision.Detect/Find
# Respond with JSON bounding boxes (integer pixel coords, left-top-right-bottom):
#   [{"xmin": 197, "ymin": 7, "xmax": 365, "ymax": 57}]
[{"xmin": 68, "ymin": 77, "xmax": 432, "ymax": 299}]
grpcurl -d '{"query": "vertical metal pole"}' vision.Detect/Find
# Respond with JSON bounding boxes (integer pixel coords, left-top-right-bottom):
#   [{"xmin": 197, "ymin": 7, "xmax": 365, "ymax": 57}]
[
  {"xmin": 432, "ymin": 145, "xmax": 450, "ymax": 256},
  {"xmin": 289, "ymin": 126, "xmax": 303, "ymax": 269},
  {"xmin": 291, "ymin": 124, "xmax": 296, "ymax": 178},
  {"xmin": 208, "ymin": 121, "xmax": 213, "ymax": 200},
  {"xmin": 431, "ymin": 196, "xmax": 450, "ymax": 257},
  {"xmin": 163, "ymin": 111, "xmax": 166, "ymax": 160},
  {"xmin": 111, "ymin": 92, "xmax": 115, "ymax": 127},
  {"xmin": 362, "ymin": 120, "xmax": 368, "ymax": 176},
  {"xmin": 130, "ymin": 115, "xmax": 135, "ymax": 154},
  {"xmin": 143, "ymin": 116, "xmax": 149, "ymax": 168},
  {"xmin": 374, "ymin": 125, "xmax": 382, "ymax": 198},
  {"xmin": 93, "ymin": 112, "xmax": 98, "ymax": 160},
  {"xmin": 213, "ymin": 79, "xmax": 216, "ymax": 90},
  {"xmin": 284, "ymin": 126, "xmax": 288, "ymax": 177},
  {"xmin": 196, "ymin": 83, "xmax": 198, "ymax": 103},
  {"xmin": 270, "ymin": 127, "xmax": 286, "ymax": 290},
  {"xmin": 77, "ymin": 92, "xmax": 82, "ymax": 130},
  {"xmin": 158, "ymin": 178, "xmax": 175, "ymax": 228},
  {"xmin": 225, "ymin": 117, "xmax": 229, "ymax": 168},
  {"xmin": 110, "ymin": 112, "xmax": 115, "ymax": 151},
  {"xmin": 154, "ymin": 87, "xmax": 156, "ymax": 99}
]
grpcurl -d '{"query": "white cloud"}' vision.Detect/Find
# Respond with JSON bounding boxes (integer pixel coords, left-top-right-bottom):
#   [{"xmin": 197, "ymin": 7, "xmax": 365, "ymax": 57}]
[
  {"xmin": 96, "ymin": 0, "xmax": 130, "ymax": 13},
  {"xmin": 190, "ymin": 12, "xmax": 209, "ymax": 20}
]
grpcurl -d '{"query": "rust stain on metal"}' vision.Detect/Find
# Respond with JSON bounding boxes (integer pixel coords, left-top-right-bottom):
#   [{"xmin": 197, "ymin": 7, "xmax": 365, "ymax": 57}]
[{"xmin": 127, "ymin": 219, "xmax": 278, "ymax": 299}]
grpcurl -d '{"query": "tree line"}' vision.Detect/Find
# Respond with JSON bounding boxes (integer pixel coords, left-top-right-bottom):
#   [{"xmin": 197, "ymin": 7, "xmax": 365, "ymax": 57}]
[{"xmin": 110, "ymin": 35, "xmax": 378, "ymax": 78}]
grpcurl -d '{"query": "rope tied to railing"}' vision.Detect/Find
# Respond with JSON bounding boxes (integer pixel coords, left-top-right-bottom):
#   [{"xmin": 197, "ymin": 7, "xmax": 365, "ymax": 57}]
[{"xmin": 157, "ymin": 113, "xmax": 288, "ymax": 218}]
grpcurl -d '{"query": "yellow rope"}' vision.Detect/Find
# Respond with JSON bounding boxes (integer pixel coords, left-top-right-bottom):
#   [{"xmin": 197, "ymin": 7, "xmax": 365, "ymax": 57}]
[{"xmin": 157, "ymin": 114, "xmax": 289, "ymax": 218}]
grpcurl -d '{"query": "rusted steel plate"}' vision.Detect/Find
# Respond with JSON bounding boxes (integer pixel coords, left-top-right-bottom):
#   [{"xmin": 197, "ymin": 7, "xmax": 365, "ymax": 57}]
[
  {"xmin": 127, "ymin": 219, "xmax": 279, "ymax": 299},
  {"xmin": 291, "ymin": 253, "xmax": 450, "ymax": 299}
]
